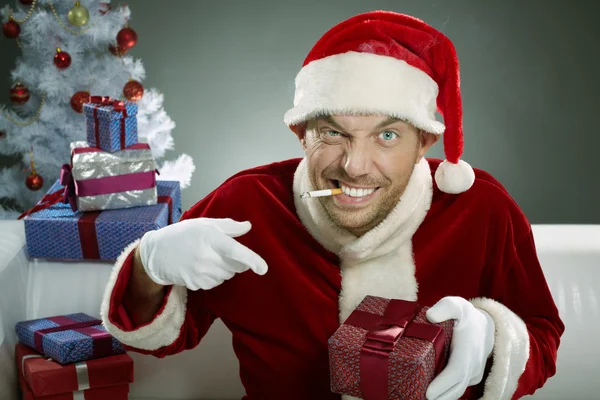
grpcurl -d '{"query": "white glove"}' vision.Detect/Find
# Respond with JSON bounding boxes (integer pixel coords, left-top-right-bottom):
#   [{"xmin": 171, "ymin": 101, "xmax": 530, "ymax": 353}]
[
  {"xmin": 139, "ymin": 218, "xmax": 268, "ymax": 290},
  {"xmin": 425, "ymin": 296, "xmax": 495, "ymax": 400}
]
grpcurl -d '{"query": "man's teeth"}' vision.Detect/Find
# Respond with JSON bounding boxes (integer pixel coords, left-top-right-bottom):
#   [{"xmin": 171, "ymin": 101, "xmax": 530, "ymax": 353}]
[{"xmin": 340, "ymin": 184, "xmax": 376, "ymax": 197}]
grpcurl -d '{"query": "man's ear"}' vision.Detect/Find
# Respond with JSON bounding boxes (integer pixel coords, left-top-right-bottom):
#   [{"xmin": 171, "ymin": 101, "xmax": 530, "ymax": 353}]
[
  {"xmin": 416, "ymin": 131, "xmax": 440, "ymax": 162},
  {"xmin": 290, "ymin": 123, "xmax": 306, "ymax": 140},
  {"xmin": 290, "ymin": 123, "xmax": 307, "ymax": 150}
]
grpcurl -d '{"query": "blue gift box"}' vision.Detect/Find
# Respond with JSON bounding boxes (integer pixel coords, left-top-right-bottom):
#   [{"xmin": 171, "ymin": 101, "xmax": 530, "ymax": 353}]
[
  {"xmin": 23, "ymin": 179, "xmax": 182, "ymax": 261},
  {"xmin": 83, "ymin": 98, "xmax": 138, "ymax": 152},
  {"xmin": 15, "ymin": 313, "xmax": 125, "ymax": 365}
]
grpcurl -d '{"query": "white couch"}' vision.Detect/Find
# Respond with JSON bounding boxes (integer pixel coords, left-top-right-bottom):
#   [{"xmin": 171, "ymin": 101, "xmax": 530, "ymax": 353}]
[{"xmin": 0, "ymin": 221, "xmax": 598, "ymax": 400}]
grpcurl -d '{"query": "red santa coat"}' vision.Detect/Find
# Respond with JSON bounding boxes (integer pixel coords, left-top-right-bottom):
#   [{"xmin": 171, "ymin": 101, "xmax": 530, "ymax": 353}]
[{"xmin": 100, "ymin": 157, "xmax": 563, "ymax": 400}]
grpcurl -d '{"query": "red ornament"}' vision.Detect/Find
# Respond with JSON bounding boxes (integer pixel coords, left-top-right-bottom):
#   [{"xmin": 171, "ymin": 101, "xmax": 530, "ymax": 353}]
[
  {"xmin": 9, "ymin": 83, "xmax": 30, "ymax": 105},
  {"xmin": 26, "ymin": 146, "xmax": 43, "ymax": 190},
  {"xmin": 116, "ymin": 26, "xmax": 137, "ymax": 49},
  {"xmin": 0, "ymin": 130, "xmax": 6, "ymax": 139},
  {"xmin": 123, "ymin": 79, "xmax": 144, "ymax": 101},
  {"xmin": 109, "ymin": 43, "xmax": 128, "ymax": 56},
  {"xmin": 26, "ymin": 173, "xmax": 44, "ymax": 191},
  {"xmin": 3, "ymin": 18, "xmax": 20, "ymax": 39},
  {"xmin": 54, "ymin": 48, "xmax": 72, "ymax": 69},
  {"xmin": 70, "ymin": 90, "xmax": 90, "ymax": 113}
]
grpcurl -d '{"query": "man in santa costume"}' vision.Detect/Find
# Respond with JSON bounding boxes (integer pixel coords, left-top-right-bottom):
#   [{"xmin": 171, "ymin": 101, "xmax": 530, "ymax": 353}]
[{"xmin": 100, "ymin": 11, "xmax": 563, "ymax": 400}]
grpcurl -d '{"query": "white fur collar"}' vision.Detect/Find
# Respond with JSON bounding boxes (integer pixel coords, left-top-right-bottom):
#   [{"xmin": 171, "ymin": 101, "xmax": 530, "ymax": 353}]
[{"xmin": 292, "ymin": 158, "xmax": 433, "ymax": 323}]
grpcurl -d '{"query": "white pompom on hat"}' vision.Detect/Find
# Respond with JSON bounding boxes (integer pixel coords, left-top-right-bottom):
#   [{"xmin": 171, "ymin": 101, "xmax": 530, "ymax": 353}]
[{"xmin": 284, "ymin": 11, "xmax": 475, "ymax": 194}]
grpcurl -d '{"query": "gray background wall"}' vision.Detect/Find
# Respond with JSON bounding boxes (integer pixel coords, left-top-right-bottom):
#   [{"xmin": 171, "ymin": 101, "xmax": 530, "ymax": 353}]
[{"xmin": 1, "ymin": 0, "xmax": 598, "ymax": 223}]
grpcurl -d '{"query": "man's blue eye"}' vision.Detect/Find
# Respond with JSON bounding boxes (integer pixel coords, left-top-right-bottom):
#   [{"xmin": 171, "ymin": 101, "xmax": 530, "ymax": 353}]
[
  {"xmin": 327, "ymin": 130, "xmax": 341, "ymax": 136},
  {"xmin": 380, "ymin": 131, "xmax": 398, "ymax": 141}
]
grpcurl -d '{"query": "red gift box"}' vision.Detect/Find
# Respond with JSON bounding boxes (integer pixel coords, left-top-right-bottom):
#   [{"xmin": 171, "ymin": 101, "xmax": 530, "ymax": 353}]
[
  {"xmin": 328, "ymin": 296, "xmax": 454, "ymax": 400},
  {"xmin": 16, "ymin": 343, "xmax": 133, "ymax": 398},
  {"xmin": 19, "ymin": 372, "xmax": 129, "ymax": 400}
]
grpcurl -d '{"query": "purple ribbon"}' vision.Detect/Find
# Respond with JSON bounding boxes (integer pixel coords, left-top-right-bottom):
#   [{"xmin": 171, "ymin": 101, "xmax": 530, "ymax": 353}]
[
  {"xmin": 60, "ymin": 164, "xmax": 78, "ymax": 212},
  {"xmin": 75, "ymin": 170, "xmax": 157, "ymax": 197}
]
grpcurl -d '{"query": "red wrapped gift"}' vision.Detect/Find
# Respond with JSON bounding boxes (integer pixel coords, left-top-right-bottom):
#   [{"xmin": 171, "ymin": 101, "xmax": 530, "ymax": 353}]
[
  {"xmin": 328, "ymin": 296, "xmax": 454, "ymax": 400},
  {"xmin": 19, "ymin": 372, "xmax": 129, "ymax": 400},
  {"xmin": 16, "ymin": 343, "xmax": 133, "ymax": 398}
]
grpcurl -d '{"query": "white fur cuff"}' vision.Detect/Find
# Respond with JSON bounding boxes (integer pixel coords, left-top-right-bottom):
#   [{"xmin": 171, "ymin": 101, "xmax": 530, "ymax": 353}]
[
  {"xmin": 470, "ymin": 297, "xmax": 530, "ymax": 400},
  {"xmin": 100, "ymin": 238, "xmax": 188, "ymax": 351}
]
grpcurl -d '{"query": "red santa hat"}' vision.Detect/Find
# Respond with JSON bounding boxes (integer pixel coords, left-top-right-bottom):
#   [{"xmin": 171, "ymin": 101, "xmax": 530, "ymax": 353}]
[{"xmin": 284, "ymin": 11, "xmax": 475, "ymax": 194}]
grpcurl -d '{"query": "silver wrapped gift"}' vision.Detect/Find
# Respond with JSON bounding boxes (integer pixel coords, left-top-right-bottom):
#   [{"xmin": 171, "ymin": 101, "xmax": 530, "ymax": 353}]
[{"xmin": 68, "ymin": 141, "xmax": 157, "ymax": 212}]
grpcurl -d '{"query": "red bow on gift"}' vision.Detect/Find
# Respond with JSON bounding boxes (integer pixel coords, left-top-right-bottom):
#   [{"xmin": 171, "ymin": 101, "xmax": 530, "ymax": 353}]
[
  {"xmin": 89, "ymin": 95, "xmax": 126, "ymax": 112},
  {"xmin": 59, "ymin": 164, "xmax": 78, "ymax": 212},
  {"xmin": 17, "ymin": 164, "xmax": 78, "ymax": 220}
]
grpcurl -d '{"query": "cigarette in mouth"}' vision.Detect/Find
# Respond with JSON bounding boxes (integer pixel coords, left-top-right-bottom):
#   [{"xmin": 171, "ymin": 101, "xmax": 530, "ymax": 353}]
[{"xmin": 300, "ymin": 188, "xmax": 343, "ymax": 199}]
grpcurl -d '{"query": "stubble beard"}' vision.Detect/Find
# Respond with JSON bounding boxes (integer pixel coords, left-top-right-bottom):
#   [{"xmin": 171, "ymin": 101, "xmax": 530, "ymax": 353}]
[{"xmin": 313, "ymin": 163, "xmax": 417, "ymax": 236}]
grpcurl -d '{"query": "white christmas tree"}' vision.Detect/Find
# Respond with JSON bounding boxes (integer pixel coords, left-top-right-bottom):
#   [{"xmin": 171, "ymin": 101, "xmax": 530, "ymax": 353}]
[{"xmin": 0, "ymin": 0, "xmax": 194, "ymax": 219}]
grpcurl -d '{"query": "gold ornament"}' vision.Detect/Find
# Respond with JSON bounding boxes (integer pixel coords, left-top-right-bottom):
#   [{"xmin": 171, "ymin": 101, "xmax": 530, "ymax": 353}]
[
  {"xmin": 67, "ymin": 1, "xmax": 89, "ymax": 27},
  {"xmin": 49, "ymin": 0, "xmax": 92, "ymax": 35}
]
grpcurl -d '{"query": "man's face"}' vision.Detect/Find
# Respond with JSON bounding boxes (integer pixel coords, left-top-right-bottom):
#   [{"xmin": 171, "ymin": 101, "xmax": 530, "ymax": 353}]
[{"xmin": 300, "ymin": 114, "xmax": 438, "ymax": 236}]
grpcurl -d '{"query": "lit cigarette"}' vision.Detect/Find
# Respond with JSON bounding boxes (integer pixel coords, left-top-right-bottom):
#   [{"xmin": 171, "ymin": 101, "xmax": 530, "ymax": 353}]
[{"xmin": 300, "ymin": 188, "xmax": 343, "ymax": 199}]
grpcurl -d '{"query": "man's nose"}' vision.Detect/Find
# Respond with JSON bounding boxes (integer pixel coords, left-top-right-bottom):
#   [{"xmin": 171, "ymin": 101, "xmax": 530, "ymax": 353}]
[{"xmin": 342, "ymin": 142, "xmax": 374, "ymax": 179}]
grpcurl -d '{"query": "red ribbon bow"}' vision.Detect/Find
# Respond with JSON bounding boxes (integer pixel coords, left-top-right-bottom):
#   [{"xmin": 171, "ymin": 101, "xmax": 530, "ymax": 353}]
[
  {"xmin": 59, "ymin": 164, "xmax": 78, "ymax": 212},
  {"xmin": 17, "ymin": 164, "xmax": 77, "ymax": 219},
  {"xmin": 89, "ymin": 95, "xmax": 126, "ymax": 111}
]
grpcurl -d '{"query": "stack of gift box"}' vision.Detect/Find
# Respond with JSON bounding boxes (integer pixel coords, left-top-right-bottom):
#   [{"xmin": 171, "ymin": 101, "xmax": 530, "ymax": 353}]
[
  {"xmin": 13, "ymin": 95, "xmax": 185, "ymax": 395},
  {"xmin": 15, "ymin": 313, "xmax": 133, "ymax": 399},
  {"xmin": 19, "ymin": 95, "xmax": 182, "ymax": 261},
  {"xmin": 13, "ymin": 96, "xmax": 185, "ymax": 397}
]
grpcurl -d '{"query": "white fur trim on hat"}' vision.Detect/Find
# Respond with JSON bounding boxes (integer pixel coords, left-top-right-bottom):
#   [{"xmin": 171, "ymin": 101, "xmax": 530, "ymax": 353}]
[
  {"xmin": 470, "ymin": 297, "xmax": 530, "ymax": 400},
  {"xmin": 100, "ymin": 238, "xmax": 188, "ymax": 351},
  {"xmin": 434, "ymin": 159, "xmax": 475, "ymax": 194},
  {"xmin": 284, "ymin": 51, "xmax": 446, "ymax": 135}
]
